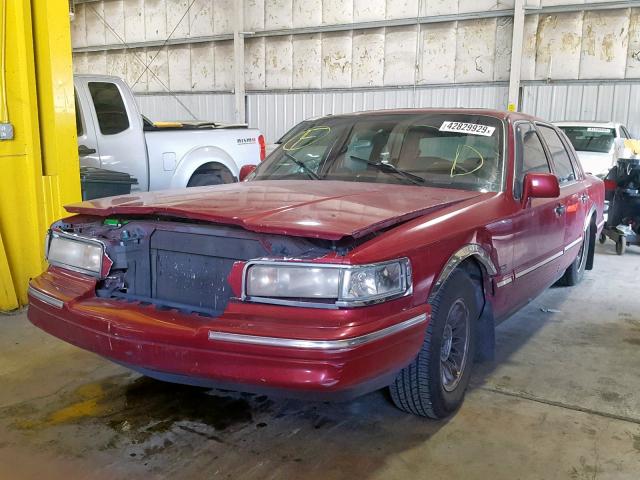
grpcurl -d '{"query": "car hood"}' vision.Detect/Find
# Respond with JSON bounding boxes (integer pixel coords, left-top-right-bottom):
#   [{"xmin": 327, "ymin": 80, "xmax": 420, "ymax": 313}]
[
  {"xmin": 66, "ymin": 180, "xmax": 485, "ymax": 240},
  {"xmin": 575, "ymin": 150, "xmax": 615, "ymax": 177}
]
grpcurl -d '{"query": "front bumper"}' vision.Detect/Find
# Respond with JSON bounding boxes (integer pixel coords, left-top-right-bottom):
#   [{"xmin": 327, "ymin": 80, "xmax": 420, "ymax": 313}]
[{"xmin": 27, "ymin": 269, "xmax": 430, "ymax": 400}]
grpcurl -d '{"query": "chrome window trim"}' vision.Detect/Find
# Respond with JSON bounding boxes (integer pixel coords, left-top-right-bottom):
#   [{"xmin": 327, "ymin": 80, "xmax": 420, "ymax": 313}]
[
  {"xmin": 46, "ymin": 229, "xmax": 111, "ymax": 279},
  {"xmin": 428, "ymin": 243, "xmax": 497, "ymax": 303},
  {"xmin": 208, "ymin": 313, "xmax": 428, "ymax": 351},
  {"xmin": 241, "ymin": 258, "xmax": 412, "ymax": 308},
  {"xmin": 28, "ymin": 285, "xmax": 64, "ymax": 309}
]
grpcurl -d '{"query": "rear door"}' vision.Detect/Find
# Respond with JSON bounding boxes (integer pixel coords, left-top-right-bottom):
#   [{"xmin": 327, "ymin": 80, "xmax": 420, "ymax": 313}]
[
  {"xmin": 76, "ymin": 77, "xmax": 148, "ymax": 191},
  {"xmin": 509, "ymin": 122, "xmax": 566, "ymax": 303},
  {"xmin": 537, "ymin": 123, "xmax": 587, "ymax": 266}
]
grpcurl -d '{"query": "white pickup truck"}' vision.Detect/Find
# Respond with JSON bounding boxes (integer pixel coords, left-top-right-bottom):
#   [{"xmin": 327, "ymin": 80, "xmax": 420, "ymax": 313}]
[{"xmin": 74, "ymin": 75, "xmax": 265, "ymax": 191}]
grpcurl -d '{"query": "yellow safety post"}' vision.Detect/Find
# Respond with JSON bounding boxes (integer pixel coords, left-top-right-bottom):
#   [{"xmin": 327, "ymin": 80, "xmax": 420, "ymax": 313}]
[
  {"xmin": 0, "ymin": 0, "xmax": 79, "ymax": 310},
  {"xmin": 32, "ymin": 0, "xmax": 81, "ymax": 228}
]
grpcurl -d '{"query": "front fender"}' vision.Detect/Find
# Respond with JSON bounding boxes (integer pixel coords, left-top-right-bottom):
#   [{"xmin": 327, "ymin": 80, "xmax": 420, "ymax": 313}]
[{"xmin": 171, "ymin": 146, "xmax": 238, "ymax": 188}]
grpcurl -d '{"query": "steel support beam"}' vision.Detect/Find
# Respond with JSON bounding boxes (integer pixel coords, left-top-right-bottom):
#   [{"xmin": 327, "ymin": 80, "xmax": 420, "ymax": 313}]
[
  {"xmin": 508, "ymin": 0, "xmax": 525, "ymax": 111},
  {"xmin": 233, "ymin": 1, "xmax": 246, "ymax": 124}
]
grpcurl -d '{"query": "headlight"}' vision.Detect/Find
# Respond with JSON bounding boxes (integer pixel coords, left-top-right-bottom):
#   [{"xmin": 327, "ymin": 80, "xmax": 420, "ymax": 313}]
[
  {"xmin": 46, "ymin": 231, "xmax": 109, "ymax": 277},
  {"xmin": 244, "ymin": 259, "xmax": 411, "ymax": 307}
]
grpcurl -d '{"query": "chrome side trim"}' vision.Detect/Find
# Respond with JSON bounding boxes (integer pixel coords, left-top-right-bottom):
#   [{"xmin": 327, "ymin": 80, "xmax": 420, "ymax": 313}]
[
  {"xmin": 563, "ymin": 237, "xmax": 583, "ymax": 252},
  {"xmin": 28, "ymin": 285, "xmax": 64, "ymax": 309},
  {"xmin": 208, "ymin": 313, "xmax": 428, "ymax": 351},
  {"xmin": 515, "ymin": 251, "xmax": 563, "ymax": 279},
  {"xmin": 597, "ymin": 219, "xmax": 605, "ymax": 230},
  {"xmin": 428, "ymin": 244, "xmax": 497, "ymax": 303},
  {"xmin": 496, "ymin": 276, "xmax": 513, "ymax": 288}
]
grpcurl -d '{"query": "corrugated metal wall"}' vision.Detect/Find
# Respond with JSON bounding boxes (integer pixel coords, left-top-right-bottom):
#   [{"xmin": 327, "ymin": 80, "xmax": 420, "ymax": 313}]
[
  {"xmin": 521, "ymin": 82, "xmax": 640, "ymax": 137},
  {"xmin": 135, "ymin": 92, "xmax": 236, "ymax": 122},
  {"xmin": 245, "ymin": 84, "xmax": 508, "ymax": 141},
  {"xmin": 132, "ymin": 82, "xmax": 640, "ymax": 142}
]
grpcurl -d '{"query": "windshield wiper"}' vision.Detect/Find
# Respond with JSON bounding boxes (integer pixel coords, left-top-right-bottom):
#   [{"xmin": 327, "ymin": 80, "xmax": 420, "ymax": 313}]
[
  {"xmin": 283, "ymin": 151, "xmax": 321, "ymax": 180},
  {"xmin": 349, "ymin": 155, "xmax": 425, "ymax": 186}
]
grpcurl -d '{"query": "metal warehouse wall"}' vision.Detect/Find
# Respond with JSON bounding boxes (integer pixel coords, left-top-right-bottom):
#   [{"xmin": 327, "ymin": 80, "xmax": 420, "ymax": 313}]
[
  {"xmin": 521, "ymin": 82, "xmax": 640, "ymax": 137},
  {"xmin": 72, "ymin": 0, "xmax": 640, "ymax": 141},
  {"xmin": 246, "ymin": 85, "xmax": 509, "ymax": 141}
]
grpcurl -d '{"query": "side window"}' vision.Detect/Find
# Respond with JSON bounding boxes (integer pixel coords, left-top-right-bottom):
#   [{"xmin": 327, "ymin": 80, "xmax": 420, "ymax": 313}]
[
  {"xmin": 538, "ymin": 125, "xmax": 576, "ymax": 184},
  {"xmin": 621, "ymin": 126, "xmax": 631, "ymax": 139},
  {"xmin": 514, "ymin": 123, "xmax": 551, "ymax": 198},
  {"xmin": 87, "ymin": 82, "xmax": 130, "ymax": 135},
  {"xmin": 74, "ymin": 91, "xmax": 83, "ymax": 137}
]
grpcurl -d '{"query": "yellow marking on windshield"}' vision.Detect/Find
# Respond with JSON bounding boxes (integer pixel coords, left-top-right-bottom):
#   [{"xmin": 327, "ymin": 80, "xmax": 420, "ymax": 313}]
[
  {"xmin": 450, "ymin": 144, "xmax": 484, "ymax": 177},
  {"xmin": 283, "ymin": 126, "xmax": 331, "ymax": 151}
]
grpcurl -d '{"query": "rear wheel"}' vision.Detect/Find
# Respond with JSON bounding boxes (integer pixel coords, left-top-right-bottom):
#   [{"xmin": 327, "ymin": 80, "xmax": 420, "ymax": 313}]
[
  {"xmin": 389, "ymin": 269, "xmax": 479, "ymax": 419},
  {"xmin": 599, "ymin": 232, "xmax": 606, "ymax": 244},
  {"xmin": 616, "ymin": 236, "xmax": 626, "ymax": 255},
  {"xmin": 187, "ymin": 165, "xmax": 235, "ymax": 187},
  {"xmin": 559, "ymin": 226, "xmax": 590, "ymax": 286}
]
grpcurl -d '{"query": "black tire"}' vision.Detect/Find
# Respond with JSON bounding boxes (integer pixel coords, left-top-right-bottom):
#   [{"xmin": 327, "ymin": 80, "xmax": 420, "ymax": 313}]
[
  {"xmin": 389, "ymin": 269, "xmax": 479, "ymax": 419},
  {"xmin": 187, "ymin": 167, "xmax": 235, "ymax": 187},
  {"xmin": 616, "ymin": 236, "xmax": 626, "ymax": 255},
  {"xmin": 559, "ymin": 226, "xmax": 590, "ymax": 286},
  {"xmin": 599, "ymin": 232, "xmax": 606, "ymax": 244}
]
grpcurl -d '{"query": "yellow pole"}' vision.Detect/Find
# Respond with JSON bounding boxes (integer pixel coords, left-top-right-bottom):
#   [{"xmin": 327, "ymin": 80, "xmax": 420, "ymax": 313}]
[{"xmin": 0, "ymin": 0, "xmax": 80, "ymax": 310}]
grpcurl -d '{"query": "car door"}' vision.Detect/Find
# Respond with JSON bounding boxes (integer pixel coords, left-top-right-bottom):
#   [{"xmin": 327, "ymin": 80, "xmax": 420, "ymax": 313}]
[
  {"xmin": 537, "ymin": 124, "xmax": 588, "ymax": 268},
  {"xmin": 509, "ymin": 122, "xmax": 567, "ymax": 304},
  {"xmin": 76, "ymin": 77, "xmax": 148, "ymax": 191},
  {"xmin": 74, "ymin": 87, "xmax": 100, "ymax": 168}
]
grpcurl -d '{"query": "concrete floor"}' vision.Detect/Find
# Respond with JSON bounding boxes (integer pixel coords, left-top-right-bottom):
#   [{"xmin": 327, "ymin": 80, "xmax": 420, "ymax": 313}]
[{"xmin": 1, "ymin": 243, "xmax": 640, "ymax": 480}]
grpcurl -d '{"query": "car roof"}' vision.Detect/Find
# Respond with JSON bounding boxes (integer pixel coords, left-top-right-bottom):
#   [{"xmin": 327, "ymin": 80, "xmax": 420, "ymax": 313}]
[
  {"xmin": 310, "ymin": 108, "xmax": 547, "ymax": 124},
  {"xmin": 554, "ymin": 120, "xmax": 620, "ymax": 128}
]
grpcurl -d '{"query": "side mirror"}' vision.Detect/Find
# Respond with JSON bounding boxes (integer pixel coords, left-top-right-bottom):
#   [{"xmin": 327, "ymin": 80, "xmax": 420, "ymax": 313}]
[
  {"xmin": 522, "ymin": 173, "xmax": 560, "ymax": 203},
  {"xmin": 239, "ymin": 164, "xmax": 257, "ymax": 182}
]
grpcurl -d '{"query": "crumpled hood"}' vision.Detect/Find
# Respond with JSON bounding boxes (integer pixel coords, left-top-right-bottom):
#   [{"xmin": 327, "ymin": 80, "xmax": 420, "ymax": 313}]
[
  {"xmin": 576, "ymin": 151, "xmax": 615, "ymax": 177},
  {"xmin": 66, "ymin": 180, "xmax": 485, "ymax": 240}
]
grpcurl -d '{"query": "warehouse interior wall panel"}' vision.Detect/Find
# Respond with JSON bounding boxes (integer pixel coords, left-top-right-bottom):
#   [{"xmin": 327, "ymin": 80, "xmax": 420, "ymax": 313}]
[
  {"xmin": 73, "ymin": 2, "xmax": 640, "ymax": 93},
  {"xmin": 135, "ymin": 92, "xmax": 236, "ymax": 122},
  {"xmin": 71, "ymin": 1, "xmax": 640, "ymax": 143},
  {"xmin": 246, "ymin": 84, "xmax": 510, "ymax": 142},
  {"xmin": 521, "ymin": 82, "xmax": 640, "ymax": 137}
]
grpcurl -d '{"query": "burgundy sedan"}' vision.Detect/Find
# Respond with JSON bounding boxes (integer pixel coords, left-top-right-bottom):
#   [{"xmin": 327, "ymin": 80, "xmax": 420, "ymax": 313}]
[{"xmin": 28, "ymin": 109, "xmax": 604, "ymax": 419}]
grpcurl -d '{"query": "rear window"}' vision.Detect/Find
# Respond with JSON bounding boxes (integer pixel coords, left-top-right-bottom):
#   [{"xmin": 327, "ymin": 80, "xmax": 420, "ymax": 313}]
[
  {"xmin": 88, "ymin": 82, "xmax": 130, "ymax": 135},
  {"xmin": 558, "ymin": 126, "xmax": 615, "ymax": 154}
]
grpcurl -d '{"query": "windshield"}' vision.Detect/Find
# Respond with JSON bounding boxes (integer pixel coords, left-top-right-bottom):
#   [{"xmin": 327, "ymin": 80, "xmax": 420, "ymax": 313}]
[
  {"xmin": 558, "ymin": 126, "xmax": 616, "ymax": 154},
  {"xmin": 252, "ymin": 113, "xmax": 505, "ymax": 192}
]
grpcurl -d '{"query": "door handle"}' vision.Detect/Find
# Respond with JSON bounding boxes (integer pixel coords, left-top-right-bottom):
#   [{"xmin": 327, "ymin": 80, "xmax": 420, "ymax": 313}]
[
  {"xmin": 579, "ymin": 193, "xmax": 588, "ymax": 204},
  {"xmin": 554, "ymin": 204, "xmax": 566, "ymax": 216},
  {"xmin": 78, "ymin": 144, "xmax": 97, "ymax": 156}
]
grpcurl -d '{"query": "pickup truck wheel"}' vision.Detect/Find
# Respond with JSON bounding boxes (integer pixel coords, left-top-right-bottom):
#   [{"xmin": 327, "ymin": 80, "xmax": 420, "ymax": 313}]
[
  {"xmin": 187, "ymin": 167, "xmax": 235, "ymax": 187},
  {"xmin": 616, "ymin": 236, "xmax": 626, "ymax": 255},
  {"xmin": 559, "ymin": 226, "xmax": 590, "ymax": 286},
  {"xmin": 389, "ymin": 269, "xmax": 478, "ymax": 419}
]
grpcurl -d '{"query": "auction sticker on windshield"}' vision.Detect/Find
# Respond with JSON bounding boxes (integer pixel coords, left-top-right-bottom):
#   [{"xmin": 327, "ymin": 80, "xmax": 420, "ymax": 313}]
[{"xmin": 439, "ymin": 121, "xmax": 495, "ymax": 137}]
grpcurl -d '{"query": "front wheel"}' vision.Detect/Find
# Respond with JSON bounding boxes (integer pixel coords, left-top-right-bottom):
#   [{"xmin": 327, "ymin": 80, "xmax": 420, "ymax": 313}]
[{"xmin": 389, "ymin": 269, "xmax": 479, "ymax": 419}]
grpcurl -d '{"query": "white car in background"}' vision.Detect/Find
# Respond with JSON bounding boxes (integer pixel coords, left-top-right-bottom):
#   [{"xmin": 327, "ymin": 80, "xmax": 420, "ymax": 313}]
[{"xmin": 554, "ymin": 121, "xmax": 633, "ymax": 178}]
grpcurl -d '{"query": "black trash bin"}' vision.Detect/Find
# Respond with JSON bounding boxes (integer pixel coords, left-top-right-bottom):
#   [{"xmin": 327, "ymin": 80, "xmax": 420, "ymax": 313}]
[{"xmin": 80, "ymin": 167, "xmax": 138, "ymax": 200}]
